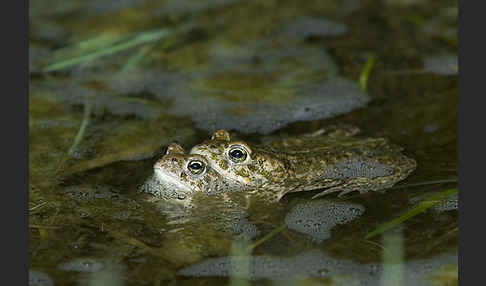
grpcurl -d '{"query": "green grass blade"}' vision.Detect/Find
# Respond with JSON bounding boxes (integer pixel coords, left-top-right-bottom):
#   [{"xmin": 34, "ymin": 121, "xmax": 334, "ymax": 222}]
[
  {"xmin": 390, "ymin": 178, "xmax": 457, "ymax": 190},
  {"xmin": 67, "ymin": 101, "xmax": 91, "ymax": 156},
  {"xmin": 365, "ymin": 188, "xmax": 458, "ymax": 239},
  {"xmin": 359, "ymin": 54, "xmax": 376, "ymax": 92},
  {"xmin": 67, "ymin": 34, "xmax": 123, "ymax": 54},
  {"xmin": 54, "ymin": 101, "xmax": 92, "ymax": 174},
  {"xmin": 246, "ymin": 223, "xmax": 286, "ymax": 252},
  {"xmin": 44, "ymin": 29, "xmax": 171, "ymax": 72},
  {"xmin": 120, "ymin": 45, "xmax": 153, "ymax": 73}
]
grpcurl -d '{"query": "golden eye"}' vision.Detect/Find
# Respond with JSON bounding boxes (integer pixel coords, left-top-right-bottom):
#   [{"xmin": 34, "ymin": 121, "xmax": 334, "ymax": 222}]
[
  {"xmin": 187, "ymin": 160, "xmax": 206, "ymax": 175},
  {"xmin": 228, "ymin": 146, "xmax": 248, "ymax": 163}
]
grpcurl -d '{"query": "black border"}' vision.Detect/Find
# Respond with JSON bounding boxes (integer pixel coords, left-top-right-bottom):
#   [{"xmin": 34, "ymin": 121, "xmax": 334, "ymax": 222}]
[
  {"xmin": 6, "ymin": 0, "xmax": 29, "ymax": 284},
  {"xmin": 458, "ymin": 0, "xmax": 481, "ymax": 284},
  {"xmin": 457, "ymin": 0, "xmax": 462, "ymax": 279}
]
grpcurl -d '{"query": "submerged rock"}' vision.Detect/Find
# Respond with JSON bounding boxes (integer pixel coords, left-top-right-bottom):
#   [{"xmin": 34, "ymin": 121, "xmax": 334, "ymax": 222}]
[{"xmin": 285, "ymin": 200, "xmax": 365, "ymax": 242}]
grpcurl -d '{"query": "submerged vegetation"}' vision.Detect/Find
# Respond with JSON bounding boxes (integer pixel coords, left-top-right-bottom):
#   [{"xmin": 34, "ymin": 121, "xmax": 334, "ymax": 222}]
[
  {"xmin": 43, "ymin": 25, "xmax": 192, "ymax": 72},
  {"xmin": 366, "ymin": 188, "xmax": 458, "ymax": 239}
]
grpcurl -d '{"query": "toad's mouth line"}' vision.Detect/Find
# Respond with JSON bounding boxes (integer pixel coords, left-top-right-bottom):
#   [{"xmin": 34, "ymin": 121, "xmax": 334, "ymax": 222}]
[{"xmin": 154, "ymin": 168, "xmax": 193, "ymax": 194}]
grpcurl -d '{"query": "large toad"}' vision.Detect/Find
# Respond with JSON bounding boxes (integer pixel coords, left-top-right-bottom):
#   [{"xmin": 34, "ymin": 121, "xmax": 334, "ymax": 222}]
[{"xmin": 189, "ymin": 125, "xmax": 416, "ymax": 201}]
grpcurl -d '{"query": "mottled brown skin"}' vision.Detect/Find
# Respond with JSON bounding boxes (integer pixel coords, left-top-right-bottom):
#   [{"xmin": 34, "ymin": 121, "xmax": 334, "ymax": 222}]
[{"xmin": 190, "ymin": 125, "xmax": 417, "ymax": 201}]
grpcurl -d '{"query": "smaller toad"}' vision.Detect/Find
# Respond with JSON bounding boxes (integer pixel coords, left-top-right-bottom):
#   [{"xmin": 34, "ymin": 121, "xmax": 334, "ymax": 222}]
[{"xmin": 140, "ymin": 143, "xmax": 242, "ymax": 207}]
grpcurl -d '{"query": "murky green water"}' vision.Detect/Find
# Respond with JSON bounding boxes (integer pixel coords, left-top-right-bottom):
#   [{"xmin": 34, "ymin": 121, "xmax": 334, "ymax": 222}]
[{"xmin": 29, "ymin": 0, "xmax": 457, "ymax": 285}]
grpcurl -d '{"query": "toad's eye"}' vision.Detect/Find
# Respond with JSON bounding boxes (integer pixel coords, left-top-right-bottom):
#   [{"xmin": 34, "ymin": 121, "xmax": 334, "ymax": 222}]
[
  {"xmin": 228, "ymin": 146, "xmax": 248, "ymax": 163},
  {"xmin": 187, "ymin": 160, "xmax": 206, "ymax": 175}
]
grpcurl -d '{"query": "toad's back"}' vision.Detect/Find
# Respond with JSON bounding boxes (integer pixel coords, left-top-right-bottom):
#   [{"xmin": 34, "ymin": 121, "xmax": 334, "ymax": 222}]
[{"xmin": 190, "ymin": 126, "xmax": 417, "ymax": 199}]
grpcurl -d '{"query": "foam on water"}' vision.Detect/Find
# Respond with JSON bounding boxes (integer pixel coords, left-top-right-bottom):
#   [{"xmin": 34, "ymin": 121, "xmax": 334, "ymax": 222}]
[
  {"xmin": 208, "ymin": 40, "xmax": 339, "ymax": 75},
  {"xmin": 172, "ymin": 41, "xmax": 367, "ymax": 133},
  {"xmin": 62, "ymin": 185, "xmax": 123, "ymax": 201},
  {"xmin": 32, "ymin": 37, "xmax": 368, "ymax": 134},
  {"xmin": 31, "ymin": 79, "xmax": 165, "ymax": 119},
  {"xmin": 281, "ymin": 17, "xmax": 348, "ymax": 39},
  {"xmin": 29, "ymin": 270, "xmax": 54, "ymax": 286},
  {"xmin": 81, "ymin": 0, "xmax": 150, "ymax": 15},
  {"xmin": 424, "ymin": 55, "xmax": 458, "ymax": 75},
  {"xmin": 179, "ymin": 250, "xmax": 457, "ymax": 285},
  {"xmin": 102, "ymin": 40, "xmax": 368, "ymax": 134},
  {"xmin": 230, "ymin": 217, "xmax": 260, "ymax": 240},
  {"xmin": 285, "ymin": 200, "xmax": 365, "ymax": 242},
  {"xmin": 156, "ymin": 0, "xmax": 241, "ymax": 16},
  {"xmin": 178, "ymin": 250, "xmax": 378, "ymax": 282},
  {"xmin": 409, "ymin": 193, "xmax": 458, "ymax": 213},
  {"xmin": 58, "ymin": 258, "xmax": 105, "ymax": 272},
  {"xmin": 170, "ymin": 78, "xmax": 368, "ymax": 134},
  {"xmin": 433, "ymin": 193, "xmax": 458, "ymax": 212}
]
